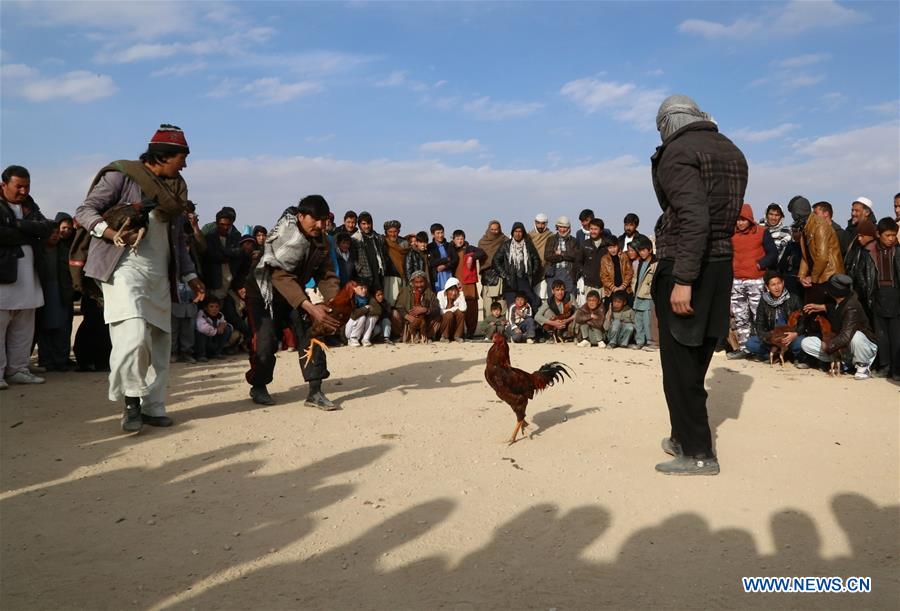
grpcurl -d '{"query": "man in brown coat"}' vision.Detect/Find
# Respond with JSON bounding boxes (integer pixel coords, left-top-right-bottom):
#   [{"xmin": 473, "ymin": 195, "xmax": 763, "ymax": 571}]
[{"xmin": 799, "ymin": 212, "xmax": 844, "ymax": 304}]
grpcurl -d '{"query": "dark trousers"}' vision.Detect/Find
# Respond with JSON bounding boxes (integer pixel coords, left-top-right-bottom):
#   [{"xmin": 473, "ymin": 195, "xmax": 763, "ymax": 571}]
[
  {"xmin": 503, "ymin": 277, "xmax": 541, "ymax": 311},
  {"xmin": 73, "ymin": 296, "xmax": 111, "ymax": 371},
  {"xmin": 222, "ymin": 294, "xmax": 250, "ymax": 343},
  {"xmin": 195, "ymin": 326, "xmax": 232, "ymax": 358},
  {"xmin": 36, "ymin": 306, "xmax": 73, "ymax": 368},
  {"xmin": 653, "ymin": 260, "xmax": 732, "ymax": 458},
  {"xmin": 245, "ymin": 293, "xmax": 328, "ymax": 388},
  {"xmin": 872, "ymin": 313, "xmax": 900, "ymax": 374}
]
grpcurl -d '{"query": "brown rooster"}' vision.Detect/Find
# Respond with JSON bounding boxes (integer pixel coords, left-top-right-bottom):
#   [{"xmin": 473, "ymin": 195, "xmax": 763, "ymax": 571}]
[
  {"xmin": 302, "ymin": 280, "xmax": 357, "ymax": 366},
  {"xmin": 485, "ymin": 332, "xmax": 571, "ymax": 445},
  {"xmin": 768, "ymin": 309, "xmax": 803, "ymax": 366},
  {"xmin": 815, "ymin": 314, "xmax": 842, "ymax": 376},
  {"xmin": 103, "ymin": 196, "xmax": 158, "ymax": 254}
]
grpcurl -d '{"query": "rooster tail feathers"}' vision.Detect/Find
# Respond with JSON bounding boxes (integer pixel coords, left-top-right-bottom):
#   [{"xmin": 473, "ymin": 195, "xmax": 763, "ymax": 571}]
[{"xmin": 531, "ymin": 361, "xmax": 572, "ymax": 391}]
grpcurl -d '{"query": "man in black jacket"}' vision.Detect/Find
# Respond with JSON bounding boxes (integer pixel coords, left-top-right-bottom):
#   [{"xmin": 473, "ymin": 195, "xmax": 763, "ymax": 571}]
[
  {"xmin": 578, "ymin": 218, "xmax": 607, "ymax": 304},
  {"xmin": 650, "ymin": 95, "xmax": 747, "ymax": 476},
  {"xmin": 0, "ymin": 165, "xmax": 53, "ymax": 388},
  {"xmin": 800, "ymin": 274, "xmax": 878, "ymax": 380}
]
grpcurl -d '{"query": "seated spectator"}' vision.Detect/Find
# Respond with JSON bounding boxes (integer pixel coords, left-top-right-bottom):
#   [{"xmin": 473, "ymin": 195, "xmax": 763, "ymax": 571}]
[
  {"xmin": 746, "ymin": 270, "xmax": 807, "ymax": 367},
  {"xmin": 536, "ymin": 279, "xmax": 576, "ymax": 342},
  {"xmin": 800, "ymin": 274, "xmax": 878, "ymax": 380},
  {"xmin": 600, "ymin": 239, "xmax": 633, "ymax": 304},
  {"xmin": 345, "ymin": 283, "xmax": 380, "ymax": 347},
  {"xmin": 507, "ymin": 291, "xmax": 536, "ymax": 344},
  {"xmin": 574, "ymin": 289, "xmax": 606, "ymax": 347},
  {"xmin": 484, "ymin": 301, "xmax": 508, "ymax": 340},
  {"xmin": 437, "ymin": 277, "xmax": 467, "ymax": 343},
  {"xmin": 603, "ymin": 290, "xmax": 635, "ymax": 349},
  {"xmin": 631, "ymin": 237, "xmax": 657, "ymax": 349},
  {"xmin": 370, "ymin": 287, "xmax": 393, "ymax": 344},
  {"xmin": 195, "ymin": 296, "xmax": 240, "ymax": 362},
  {"xmin": 394, "ymin": 270, "xmax": 438, "ymax": 343}
]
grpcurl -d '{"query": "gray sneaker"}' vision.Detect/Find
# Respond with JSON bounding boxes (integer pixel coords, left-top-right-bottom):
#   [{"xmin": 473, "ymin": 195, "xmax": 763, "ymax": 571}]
[
  {"xmin": 655, "ymin": 455, "xmax": 719, "ymax": 476},
  {"xmin": 661, "ymin": 437, "xmax": 683, "ymax": 457},
  {"xmin": 305, "ymin": 391, "xmax": 339, "ymax": 411},
  {"xmin": 7, "ymin": 371, "xmax": 45, "ymax": 385}
]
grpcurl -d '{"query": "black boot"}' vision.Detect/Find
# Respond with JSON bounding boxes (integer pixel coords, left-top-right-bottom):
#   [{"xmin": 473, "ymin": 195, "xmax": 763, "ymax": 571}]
[
  {"xmin": 121, "ymin": 397, "xmax": 142, "ymax": 433},
  {"xmin": 305, "ymin": 380, "xmax": 338, "ymax": 411},
  {"xmin": 250, "ymin": 385, "xmax": 275, "ymax": 405}
]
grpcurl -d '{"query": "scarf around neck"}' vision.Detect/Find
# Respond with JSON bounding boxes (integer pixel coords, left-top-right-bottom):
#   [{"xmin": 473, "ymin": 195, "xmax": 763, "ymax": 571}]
[
  {"xmin": 477, "ymin": 220, "xmax": 507, "ymax": 269},
  {"xmin": 762, "ymin": 288, "xmax": 791, "ymax": 308}
]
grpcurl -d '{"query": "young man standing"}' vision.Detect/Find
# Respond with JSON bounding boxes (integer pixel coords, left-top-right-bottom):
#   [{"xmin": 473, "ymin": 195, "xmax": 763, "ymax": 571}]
[
  {"xmin": 651, "ymin": 94, "xmax": 748, "ymax": 476},
  {"xmin": 75, "ymin": 125, "xmax": 205, "ymax": 431},
  {"xmin": 245, "ymin": 196, "xmax": 342, "ymax": 409},
  {"xmin": 451, "ymin": 229, "xmax": 485, "ymax": 339},
  {"xmin": 528, "ymin": 213, "xmax": 552, "ymax": 299},
  {"xmin": 426, "ymin": 223, "xmax": 458, "ymax": 295}
]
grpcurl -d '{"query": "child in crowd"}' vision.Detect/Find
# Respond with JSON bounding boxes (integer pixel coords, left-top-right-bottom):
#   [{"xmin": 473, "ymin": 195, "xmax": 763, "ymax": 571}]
[
  {"xmin": 437, "ymin": 277, "xmax": 467, "ymax": 342},
  {"xmin": 600, "ymin": 240, "xmax": 633, "ymax": 305},
  {"xmin": 631, "ymin": 238, "xmax": 657, "ymax": 350},
  {"xmin": 171, "ymin": 280, "xmax": 198, "ymax": 363},
  {"xmin": 335, "ymin": 233, "xmax": 358, "ymax": 287},
  {"xmin": 507, "ymin": 291, "xmax": 536, "ymax": 343},
  {"xmin": 603, "ymin": 290, "xmax": 636, "ymax": 348},
  {"xmin": 371, "ymin": 287, "xmax": 393, "ymax": 344},
  {"xmin": 405, "ymin": 231, "xmax": 432, "ymax": 288},
  {"xmin": 574, "ymin": 290, "xmax": 606, "ymax": 347},
  {"xmin": 484, "ymin": 301, "xmax": 508, "ymax": 340},
  {"xmin": 536, "ymin": 279, "xmax": 575, "ymax": 342},
  {"xmin": 36, "ymin": 222, "xmax": 76, "ymax": 371},
  {"xmin": 345, "ymin": 283, "xmax": 380, "ymax": 347},
  {"xmin": 195, "ymin": 296, "xmax": 239, "ymax": 362}
]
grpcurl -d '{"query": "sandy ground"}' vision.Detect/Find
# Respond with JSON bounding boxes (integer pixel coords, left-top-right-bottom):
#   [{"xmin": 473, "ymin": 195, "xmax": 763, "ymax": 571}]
[{"xmin": 1, "ymin": 336, "xmax": 898, "ymax": 610}]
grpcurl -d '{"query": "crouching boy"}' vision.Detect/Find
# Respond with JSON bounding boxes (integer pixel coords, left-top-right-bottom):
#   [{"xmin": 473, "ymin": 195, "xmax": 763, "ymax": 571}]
[
  {"xmin": 575, "ymin": 290, "xmax": 606, "ymax": 347},
  {"xmin": 603, "ymin": 290, "xmax": 635, "ymax": 348},
  {"xmin": 195, "ymin": 296, "xmax": 241, "ymax": 361}
]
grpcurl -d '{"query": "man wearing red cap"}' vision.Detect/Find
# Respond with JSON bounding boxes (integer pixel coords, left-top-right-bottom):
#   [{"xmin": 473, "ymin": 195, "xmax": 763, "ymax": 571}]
[{"xmin": 75, "ymin": 124, "xmax": 205, "ymax": 433}]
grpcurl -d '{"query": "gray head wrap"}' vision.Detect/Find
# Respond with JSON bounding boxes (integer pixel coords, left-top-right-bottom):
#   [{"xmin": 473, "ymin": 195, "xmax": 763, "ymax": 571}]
[{"xmin": 656, "ymin": 94, "xmax": 715, "ymax": 142}]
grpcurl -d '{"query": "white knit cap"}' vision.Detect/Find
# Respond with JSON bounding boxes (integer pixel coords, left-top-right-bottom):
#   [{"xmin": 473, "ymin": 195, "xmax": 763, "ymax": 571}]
[
  {"xmin": 556, "ymin": 216, "xmax": 571, "ymax": 228},
  {"xmin": 534, "ymin": 212, "xmax": 549, "ymax": 223},
  {"xmin": 853, "ymin": 196, "xmax": 874, "ymax": 209}
]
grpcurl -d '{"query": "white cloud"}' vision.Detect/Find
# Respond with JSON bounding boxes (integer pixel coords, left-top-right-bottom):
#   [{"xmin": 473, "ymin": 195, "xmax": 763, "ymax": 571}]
[
  {"xmin": 240, "ymin": 78, "xmax": 323, "ymax": 105},
  {"xmin": 781, "ymin": 74, "xmax": 825, "ymax": 88},
  {"xmin": 11, "ymin": 1, "xmax": 199, "ymax": 40},
  {"xmin": 150, "ymin": 61, "xmax": 208, "ymax": 78},
  {"xmin": 820, "ymin": 92, "xmax": 847, "ymax": 111},
  {"xmin": 305, "ymin": 134, "xmax": 336, "ymax": 144},
  {"xmin": 646, "ymin": 69, "xmax": 665, "ymax": 77},
  {"xmin": 679, "ymin": 1, "xmax": 867, "ymax": 40},
  {"xmin": 375, "ymin": 70, "xmax": 409, "ymax": 87},
  {"xmin": 775, "ymin": 53, "xmax": 830, "ymax": 69},
  {"xmin": 560, "ymin": 77, "xmax": 667, "ymax": 131},
  {"xmin": 732, "ymin": 123, "xmax": 800, "ymax": 143},
  {"xmin": 678, "ymin": 17, "xmax": 761, "ymax": 39},
  {"xmin": 420, "ymin": 139, "xmax": 482, "ymax": 154},
  {"xmin": 866, "ymin": 100, "xmax": 900, "ymax": 116},
  {"xmin": 2, "ymin": 63, "xmax": 117, "ymax": 103},
  {"xmin": 462, "ymin": 96, "xmax": 543, "ymax": 120}
]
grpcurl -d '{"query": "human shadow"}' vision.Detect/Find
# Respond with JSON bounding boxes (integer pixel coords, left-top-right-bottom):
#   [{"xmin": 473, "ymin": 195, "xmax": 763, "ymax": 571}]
[
  {"xmin": 0, "ymin": 443, "xmax": 392, "ymax": 609},
  {"xmin": 707, "ymin": 366, "xmax": 753, "ymax": 439},
  {"xmin": 530, "ymin": 403, "xmax": 603, "ymax": 439},
  {"xmin": 175, "ymin": 491, "xmax": 898, "ymax": 609}
]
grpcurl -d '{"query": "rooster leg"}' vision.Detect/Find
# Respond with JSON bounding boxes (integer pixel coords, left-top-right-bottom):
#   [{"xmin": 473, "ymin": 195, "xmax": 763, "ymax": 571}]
[
  {"xmin": 129, "ymin": 227, "xmax": 145, "ymax": 254},
  {"xmin": 507, "ymin": 420, "xmax": 524, "ymax": 446},
  {"xmin": 301, "ymin": 338, "xmax": 331, "ymax": 368},
  {"xmin": 521, "ymin": 419, "xmax": 530, "ymax": 440},
  {"xmin": 779, "ymin": 349, "xmax": 786, "ymax": 367},
  {"xmin": 112, "ymin": 217, "xmax": 131, "ymax": 247}
]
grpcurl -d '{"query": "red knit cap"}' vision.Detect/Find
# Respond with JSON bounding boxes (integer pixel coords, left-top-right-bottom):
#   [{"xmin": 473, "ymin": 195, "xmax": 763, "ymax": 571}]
[{"xmin": 148, "ymin": 124, "xmax": 189, "ymax": 154}]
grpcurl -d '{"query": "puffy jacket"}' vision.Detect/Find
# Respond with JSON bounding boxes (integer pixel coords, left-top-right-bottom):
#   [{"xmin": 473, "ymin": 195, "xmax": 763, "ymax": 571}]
[
  {"xmin": 798, "ymin": 214, "xmax": 844, "ymax": 284},
  {"xmin": 651, "ymin": 121, "xmax": 748, "ymax": 285},
  {"xmin": 751, "ymin": 292, "xmax": 805, "ymax": 344},
  {"xmin": 600, "ymin": 252, "xmax": 634, "ymax": 297},
  {"xmin": 732, "ymin": 203, "xmax": 778, "ymax": 280}
]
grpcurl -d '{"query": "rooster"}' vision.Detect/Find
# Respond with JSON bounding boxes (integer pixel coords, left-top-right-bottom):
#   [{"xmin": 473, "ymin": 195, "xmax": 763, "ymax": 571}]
[
  {"xmin": 302, "ymin": 280, "xmax": 357, "ymax": 366},
  {"xmin": 485, "ymin": 332, "xmax": 571, "ymax": 445},
  {"xmin": 102, "ymin": 196, "xmax": 158, "ymax": 254},
  {"xmin": 815, "ymin": 314, "xmax": 842, "ymax": 376},
  {"xmin": 768, "ymin": 309, "xmax": 803, "ymax": 366}
]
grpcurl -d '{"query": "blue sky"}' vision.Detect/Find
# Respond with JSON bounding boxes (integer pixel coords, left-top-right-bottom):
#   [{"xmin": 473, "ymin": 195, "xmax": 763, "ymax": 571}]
[{"xmin": 1, "ymin": 1, "xmax": 898, "ymax": 238}]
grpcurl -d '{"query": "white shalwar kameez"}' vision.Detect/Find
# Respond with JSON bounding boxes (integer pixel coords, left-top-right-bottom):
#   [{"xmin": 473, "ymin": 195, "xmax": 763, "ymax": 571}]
[{"xmin": 101, "ymin": 211, "xmax": 172, "ymax": 416}]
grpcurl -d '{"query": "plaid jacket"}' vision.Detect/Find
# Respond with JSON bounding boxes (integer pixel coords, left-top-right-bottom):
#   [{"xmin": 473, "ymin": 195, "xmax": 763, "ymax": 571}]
[{"xmin": 651, "ymin": 121, "xmax": 748, "ymax": 285}]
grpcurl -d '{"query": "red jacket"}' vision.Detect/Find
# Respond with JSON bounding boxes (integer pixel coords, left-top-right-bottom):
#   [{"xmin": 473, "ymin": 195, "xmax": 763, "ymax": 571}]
[{"xmin": 731, "ymin": 203, "xmax": 766, "ymax": 280}]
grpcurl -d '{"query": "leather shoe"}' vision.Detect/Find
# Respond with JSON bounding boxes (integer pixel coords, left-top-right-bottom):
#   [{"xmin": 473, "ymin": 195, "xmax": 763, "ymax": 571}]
[
  {"xmin": 661, "ymin": 437, "xmax": 683, "ymax": 457},
  {"xmin": 121, "ymin": 404, "xmax": 142, "ymax": 433},
  {"xmin": 250, "ymin": 386, "xmax": 275, "ymax": 405},
  {"xmin": 141, "ymin": 414, "xmax": 174, "ymax": 427}
]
